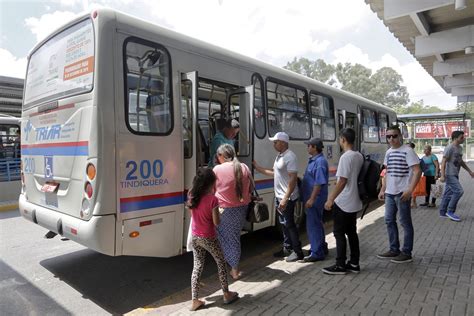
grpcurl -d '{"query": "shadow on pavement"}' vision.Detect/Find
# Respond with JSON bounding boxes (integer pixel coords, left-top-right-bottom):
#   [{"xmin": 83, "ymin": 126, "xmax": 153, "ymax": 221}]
[
  {"xmin": 39, "ymin": 226, "xmax": 282, "ymax": 314},
  {"xmin": 0, "ymin": 260, "xmax": 69, "ymax": 315}
]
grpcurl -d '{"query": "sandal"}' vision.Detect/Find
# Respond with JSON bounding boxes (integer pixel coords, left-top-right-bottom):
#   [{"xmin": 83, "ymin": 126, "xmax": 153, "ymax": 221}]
[
  {"xmin": 230, "ymin": 271, "xmax": 243, "ymax": 280},
  {"xmin": 190, "ymin": 300, "xmax": 205, "ymax": 311},
  {"xmin": 223, "ymin": 292, "xmax": 239, "ymax": 305}
]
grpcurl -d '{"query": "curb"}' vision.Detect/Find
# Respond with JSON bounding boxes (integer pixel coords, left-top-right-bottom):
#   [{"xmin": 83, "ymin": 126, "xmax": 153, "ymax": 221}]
[{"xmin": 0, "ymin": 203, "xmax": 19, "ymax": 212}]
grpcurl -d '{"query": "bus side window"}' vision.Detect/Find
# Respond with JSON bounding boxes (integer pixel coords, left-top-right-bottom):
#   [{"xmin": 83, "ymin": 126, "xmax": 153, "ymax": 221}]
[
  {"xmin": 379, "ymin": 112, "xmax": 389, "ymax": 143},
  {"xmin": 266, "ymin": 79, "xmax": 310, "ymax": 140},
  {"xmin": 310, "ymin": 92, "xmax": 335, "ymax": 141},
  {"xmin": 361, "ymin": 108, "xmax": 379, "ymax": 143},
  {"xmin": 124, "ymin": 39, "xmax": 173, "ymax": 135}
]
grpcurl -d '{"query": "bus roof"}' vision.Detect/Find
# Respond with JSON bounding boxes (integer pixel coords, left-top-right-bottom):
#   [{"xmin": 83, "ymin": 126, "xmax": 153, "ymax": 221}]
[{"xmin": 28, "ymin": 8, "xmax": 395, "ymax": 115}]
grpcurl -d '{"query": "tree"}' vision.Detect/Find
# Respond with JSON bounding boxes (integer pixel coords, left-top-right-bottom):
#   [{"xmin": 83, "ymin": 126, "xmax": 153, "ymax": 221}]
[
  {"xmin": 285, "ymin": 57, "xmax": 335, "ymax": 84},
  {"xmin": 284, "ymin": 57, "xmax": 410, "ymax": 108},
  {"xmin": 456, "ymin": 102, "xmax": 474, "ymax": 118},
  {"xmin": 369, "ymin": 67, "xmax": 409, "ymax": 108},
  {"xmin": 395, "ymin": 100, "xmax": 443, "ymax": 115}
]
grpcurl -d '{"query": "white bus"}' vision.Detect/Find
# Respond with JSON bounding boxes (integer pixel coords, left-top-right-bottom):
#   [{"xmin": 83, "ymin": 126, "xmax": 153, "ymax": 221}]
[{"xmin": 20, "ymin": 9, "xmax": 397, "ymax": 257}]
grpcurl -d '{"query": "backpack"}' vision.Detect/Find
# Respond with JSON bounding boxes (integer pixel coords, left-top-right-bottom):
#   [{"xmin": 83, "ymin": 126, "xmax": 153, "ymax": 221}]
[
  {"xmin": 419, "ymin": 158, "xmax": 427, "ymax": 173},
  {"xmin": 357, "ymin": 153, "xmax": 381, "ymax": 218}
]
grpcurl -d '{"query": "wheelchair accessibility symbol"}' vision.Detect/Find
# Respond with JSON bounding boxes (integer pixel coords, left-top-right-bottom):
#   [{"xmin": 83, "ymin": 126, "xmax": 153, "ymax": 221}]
[{"xmin": 44, "ymin": 156, "xmax": 53, "ymax": 180}]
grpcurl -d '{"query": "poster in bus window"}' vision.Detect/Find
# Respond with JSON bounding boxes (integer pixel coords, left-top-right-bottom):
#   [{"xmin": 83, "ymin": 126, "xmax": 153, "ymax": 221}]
[{"xmin": 24, "ymin": 19, "xmax": 95, "ymax": 106}]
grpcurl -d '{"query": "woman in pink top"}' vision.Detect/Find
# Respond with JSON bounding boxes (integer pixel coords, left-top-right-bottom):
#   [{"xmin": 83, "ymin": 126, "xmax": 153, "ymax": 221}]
[
  {"xmin": 188, "ymin": 168, "xmax": 238, "ymax": 311},
  {"xmin": 213, "ymin": 144, "xmax": 253, "ymax": 280}
]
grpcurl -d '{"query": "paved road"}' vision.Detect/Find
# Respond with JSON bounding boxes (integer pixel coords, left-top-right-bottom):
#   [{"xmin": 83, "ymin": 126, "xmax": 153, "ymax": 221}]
[
  {"xmin": 2, "ymin": 165, "xmax": 474, "ymax": 315},
  {"xmin": 131, "ymin": 166, "xmax": 474, "ymax": 315},
  {"xmin": 0, "ymin": 208, "xmax": 283, "ymax": 315}
]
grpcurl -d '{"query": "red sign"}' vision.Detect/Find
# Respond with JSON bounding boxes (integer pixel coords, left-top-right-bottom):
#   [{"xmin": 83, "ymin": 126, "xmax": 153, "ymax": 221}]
[{"xmin": 414, "ymin": 120, "xmax": 471, "ymax": 139}]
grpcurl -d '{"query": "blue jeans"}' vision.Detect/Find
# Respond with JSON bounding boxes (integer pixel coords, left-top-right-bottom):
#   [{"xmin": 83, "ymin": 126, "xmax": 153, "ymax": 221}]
[
  {"xmin": 439, "ymin": 175, "xmax": 464, "ymax": 215},
  {"xmin": 384, "ymin": 193, "xmax": 414, "ymax": 256},
  {"xmin": 306, "ymin": 203, "xmax": 326, "ymax": 259},
  {"xmin": 276, "ymin": 198, "xmax": 303, "ymax": 255}
]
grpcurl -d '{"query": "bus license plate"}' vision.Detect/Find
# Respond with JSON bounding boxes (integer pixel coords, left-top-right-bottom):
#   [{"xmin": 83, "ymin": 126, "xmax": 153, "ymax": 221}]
[{"xmin": 41, "ymin": 182, "xmax": 59, "ymax": 193}]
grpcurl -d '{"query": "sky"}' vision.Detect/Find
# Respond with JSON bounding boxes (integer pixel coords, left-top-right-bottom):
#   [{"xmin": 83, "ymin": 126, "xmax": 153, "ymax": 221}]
[{"xmin": 0, "ymin": 0, "xmax": 458, "ymax": 109}]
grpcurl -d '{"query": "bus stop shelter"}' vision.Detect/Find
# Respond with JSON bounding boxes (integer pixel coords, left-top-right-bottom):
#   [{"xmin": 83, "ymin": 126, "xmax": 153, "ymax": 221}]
[{"xmin": 398, "ymin": 112, "xmax": 472, "ymax": 158}]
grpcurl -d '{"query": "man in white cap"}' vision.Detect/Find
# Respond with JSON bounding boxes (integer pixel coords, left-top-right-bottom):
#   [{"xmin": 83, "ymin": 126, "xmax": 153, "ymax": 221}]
[{"xmin": 253, "ymin": 132, "xmax": 304, "ymax": 262}]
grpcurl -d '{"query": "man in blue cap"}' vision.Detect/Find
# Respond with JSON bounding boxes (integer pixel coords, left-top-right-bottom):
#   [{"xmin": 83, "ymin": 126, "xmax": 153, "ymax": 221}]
[{"xmin": 300, "ymin": 137, "xmax": 328, "ymax": 262}]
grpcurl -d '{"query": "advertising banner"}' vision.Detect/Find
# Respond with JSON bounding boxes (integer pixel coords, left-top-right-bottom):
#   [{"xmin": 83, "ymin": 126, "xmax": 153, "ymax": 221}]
[{"xmin": 414, "ymin": 120, "xmax": 471, "ymax": 139}]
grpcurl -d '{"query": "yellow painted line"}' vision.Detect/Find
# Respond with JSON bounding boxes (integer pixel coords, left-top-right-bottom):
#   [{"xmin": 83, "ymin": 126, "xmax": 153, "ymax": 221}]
[{"xmin": 0, "ymin": 203, "xmax": 18, "ymax": 212}]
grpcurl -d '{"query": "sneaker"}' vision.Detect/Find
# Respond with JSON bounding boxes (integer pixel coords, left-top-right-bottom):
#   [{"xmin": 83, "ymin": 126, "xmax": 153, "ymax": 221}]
[
  {"xmin": 345, "ymin": 262, "xmax": 360, "ymax": 273},
  {"xmin": 419, "ymin": 203, "xmax": 429, "ymax": 207},
  {"xmin": 322, "ymin": 264, "xmax": 347, "ymax": 275},
  {"xmin": 439, "ymin": 213, "xmax": 448, "ymax": 218},
  {"xmin": 447, "ymin": 212, "xmax": 461, "ymax": 222},
  {"xmin": 273, "ymin": 248, "xmax": 292, "ymax": 258},
  {"xmin": 285, "ymin": 251, "xmax": 304, "ymax": 262},
  {"xmin": 300, "ymin": 255, "xmax": 324, "ymax": 263},
  {"xmin": 390, "ymin": 253, "xmax": 413, "ymax": 263},
  {"xmin": 376, "ymin": 250, "xmax": 399, "ymax": 259},
  {"xmin": 428, "ymin": 203, "xmax": 436, "ymax": 208}
]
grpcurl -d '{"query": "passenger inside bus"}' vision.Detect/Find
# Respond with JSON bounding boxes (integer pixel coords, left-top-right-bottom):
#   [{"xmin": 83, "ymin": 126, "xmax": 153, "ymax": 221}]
[{"xmin": 208, "ymin": 118, "xmax": 239, "ymax": 167}]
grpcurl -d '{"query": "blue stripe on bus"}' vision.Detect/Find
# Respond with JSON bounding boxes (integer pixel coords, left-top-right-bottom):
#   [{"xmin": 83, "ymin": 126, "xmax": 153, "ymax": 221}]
[
  {"xmin": 255, "ymin": 181, "xmax": 274, "ymax": 190},
  {"xmin": 21, "ymin": 146, "xmax": 89, "ymax": 156},
  {"xmin": 120, "ymin": 195, "xmax": 185, "ymax": 213}
]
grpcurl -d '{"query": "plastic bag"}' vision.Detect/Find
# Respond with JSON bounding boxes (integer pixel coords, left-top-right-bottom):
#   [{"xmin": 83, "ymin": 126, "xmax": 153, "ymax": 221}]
[
  {"xmin": 430, "ymin": 181, "xmax": 444, "ymax": 199},
  {"xmin": 412, "ymin": 176, "xmax": 427, "ymax": 197},
  {"xmin": 186, "ymin": 218, "xmax": 193, "ymax": 252}
]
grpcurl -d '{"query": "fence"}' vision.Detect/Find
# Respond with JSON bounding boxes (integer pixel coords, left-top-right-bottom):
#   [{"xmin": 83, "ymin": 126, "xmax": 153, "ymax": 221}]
[{"xmin": 0, "ymin": 158, "xmax": 21, "ymax": 182}]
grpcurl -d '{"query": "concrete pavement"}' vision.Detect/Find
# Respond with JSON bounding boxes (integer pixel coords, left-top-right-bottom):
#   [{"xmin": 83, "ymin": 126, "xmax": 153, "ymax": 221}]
[{"xmin": 130, "ymin": 167, "xmax": 474, "ymax": 315}]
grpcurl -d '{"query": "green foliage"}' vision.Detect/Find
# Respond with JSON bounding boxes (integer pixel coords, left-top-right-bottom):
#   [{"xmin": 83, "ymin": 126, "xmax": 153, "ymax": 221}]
[
  {"xmin": 285, "ymin": 57, "xmax": 335, "ymax": 84},
  {"xmin": 456, "ymin": 102, "xmax": 474, "ymax": 119},
  {"xmin": 284, "ymin": 57, "xmax": 410, "ymax": 108},
  {"xmin": 395, "ymin": 100, "xmax": 444, "ymax": 115}
]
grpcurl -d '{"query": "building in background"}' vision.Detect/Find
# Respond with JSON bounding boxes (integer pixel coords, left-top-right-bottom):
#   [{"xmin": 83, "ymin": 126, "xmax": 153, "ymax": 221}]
[{"xmin": 0, "ymin": 76, "xmax": 23, "ymax": 117}]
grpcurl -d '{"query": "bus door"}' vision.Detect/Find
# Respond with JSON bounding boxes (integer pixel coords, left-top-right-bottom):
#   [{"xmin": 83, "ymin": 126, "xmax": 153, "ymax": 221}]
[
  {"xmin": 338, "ymin": 109, "xmax": 360, "ymax": 150},
  {"xmin": 181, "ymin": 71, "xmax": 198, "ymax": 249},
  {"xmin": 228, "ymin": 86, "xmax": 254, "ymax": 168},
  {"xmin": 118, "ymin": 37, "xmax": 184, "ymax": 257}
]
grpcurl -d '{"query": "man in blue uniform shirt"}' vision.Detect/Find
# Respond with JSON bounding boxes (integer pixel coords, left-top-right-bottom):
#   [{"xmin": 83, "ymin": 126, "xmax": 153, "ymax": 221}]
[{"xmin": 301, "ymin": 137, "xmax": 329, "ymax": 262}]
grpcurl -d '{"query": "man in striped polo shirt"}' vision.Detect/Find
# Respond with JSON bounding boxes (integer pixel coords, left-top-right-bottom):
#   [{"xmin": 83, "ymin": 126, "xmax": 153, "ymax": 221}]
[{"xmin": 377, "ymin": 125, "xmax": 421, "ymax": 263}]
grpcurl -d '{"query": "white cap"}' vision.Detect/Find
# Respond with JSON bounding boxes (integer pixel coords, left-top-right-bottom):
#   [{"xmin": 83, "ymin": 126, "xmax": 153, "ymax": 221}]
[{"xmin": 269, "ymin": 132, "xmax": 289, "ymax": 143}]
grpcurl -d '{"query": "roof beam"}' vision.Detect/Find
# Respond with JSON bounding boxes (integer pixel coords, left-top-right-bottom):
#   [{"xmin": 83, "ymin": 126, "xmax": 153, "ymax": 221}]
[
  {"xmin": 415, "ymin": 25, "xmax": 474, "ymax": 58},
  {"xmin": 444, "ymin": 73, "xmax": 474, "ymax": 88},
  {"xmin": 458, "ymin": 95, "xmax": 474, "ymax": 102},
  {"xmin": 451, "ymin": 86, "xmax": 474, "ymax": 96},
  {"xmin": 384, "ymin": 0, "xmax": 454, "ymax": 20},
  {"xmin": 409, "ymin": 12, "xmax": 444, "ymax": 61},
  {"xmin": 433, "ymin": 55, "xmax": 474, "ymax": 76}
]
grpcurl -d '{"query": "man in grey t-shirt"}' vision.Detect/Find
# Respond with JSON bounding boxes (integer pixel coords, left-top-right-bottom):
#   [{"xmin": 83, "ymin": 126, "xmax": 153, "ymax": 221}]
[{"xmin": 439, "ymin": 131, "xmax": 474, "ymax": 222}]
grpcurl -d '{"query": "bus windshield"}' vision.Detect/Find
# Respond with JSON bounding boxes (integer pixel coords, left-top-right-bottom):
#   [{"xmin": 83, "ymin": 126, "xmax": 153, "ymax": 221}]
[{"xmin": 24, "ymin": 18, "xmax": 95, "ymax": 108}]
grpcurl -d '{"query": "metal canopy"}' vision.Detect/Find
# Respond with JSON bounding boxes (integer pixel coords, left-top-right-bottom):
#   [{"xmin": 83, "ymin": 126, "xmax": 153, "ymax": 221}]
[
  {"xmin": 365, "ymin": 0, "xmax": 474, "ymax": 103},
  {"xmin": 398, "ymin": 111, "xmax": 466, "ymax": 120}
]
